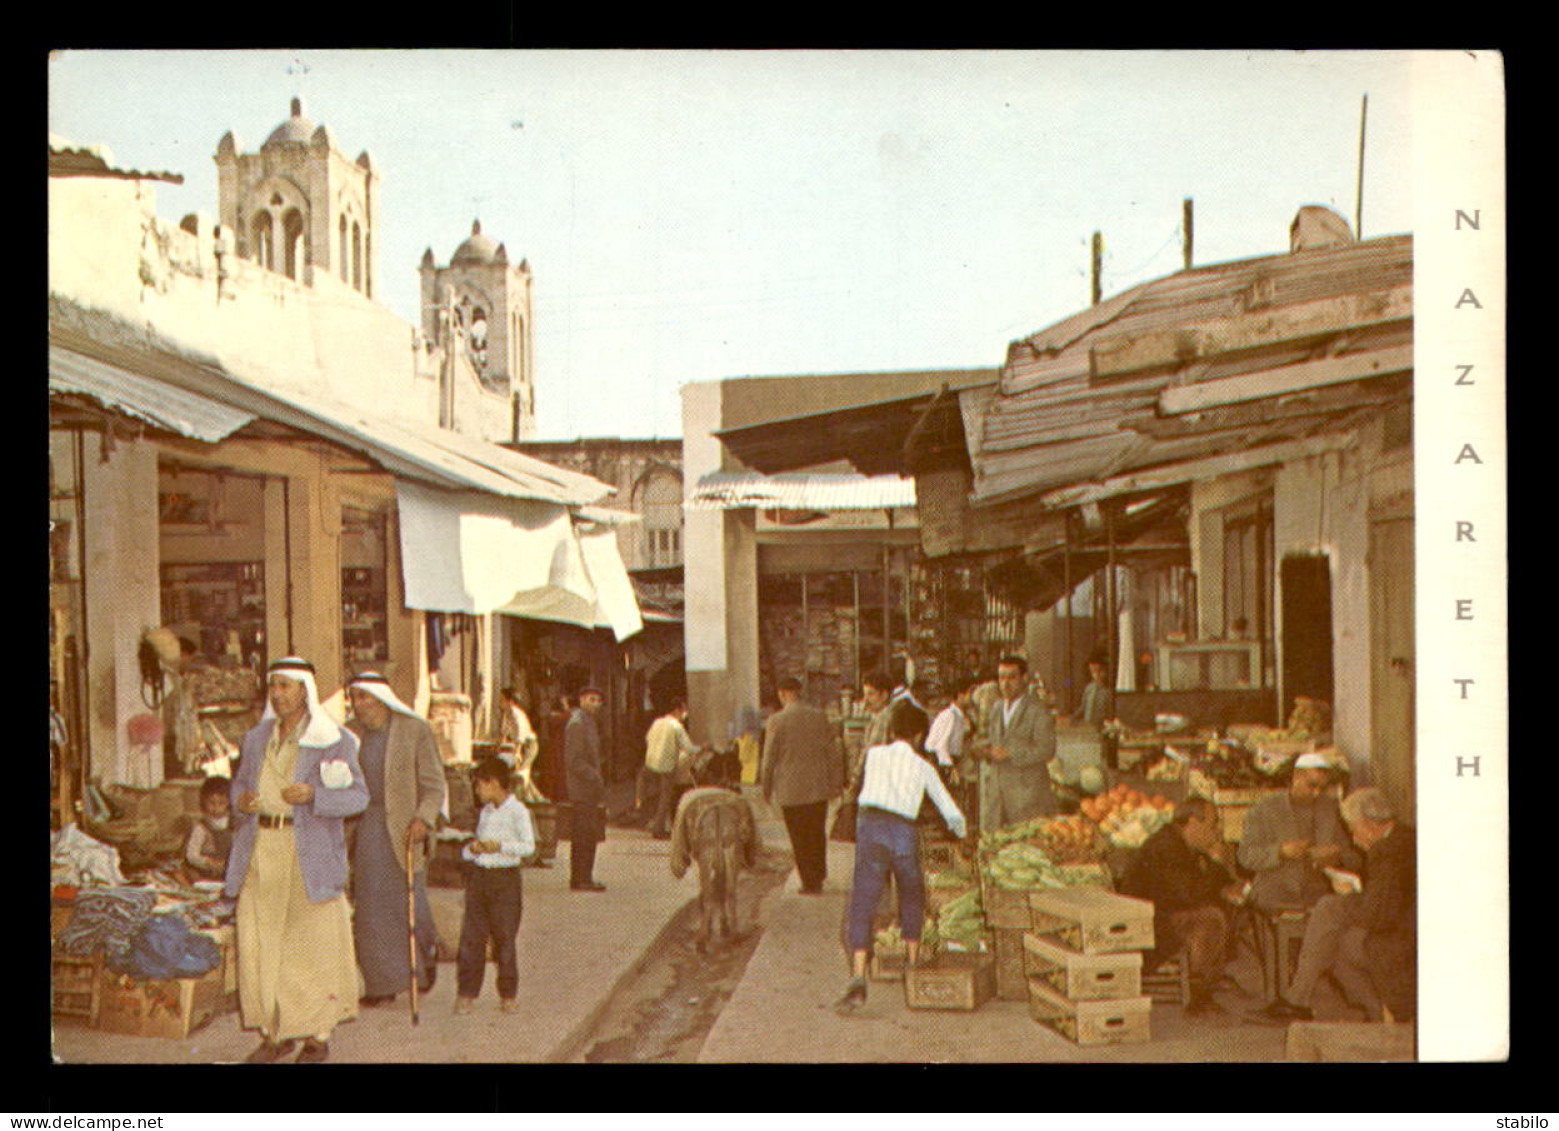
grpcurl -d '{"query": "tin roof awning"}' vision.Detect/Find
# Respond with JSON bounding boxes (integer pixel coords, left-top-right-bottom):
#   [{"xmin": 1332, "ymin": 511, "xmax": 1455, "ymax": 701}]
[
  {"xmin": 49, "ymin": 344, "xmax": 256, "ymax": 442},
  {"xmin": 49, "ymin": 313, "xmax": 612, "ymax": 508},
  {"xmin": 687, "ymin": 471, "xmax": 916, "ymax": 512}
]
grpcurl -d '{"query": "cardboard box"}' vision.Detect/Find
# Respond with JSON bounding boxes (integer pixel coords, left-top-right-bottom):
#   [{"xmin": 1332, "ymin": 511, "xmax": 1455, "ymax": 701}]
[
  {"xmin": 1023, "ymin": 931, "xmax": 1143, "ymax": 1000},
  {"xmin": 904, "ymin": 952, "xmax": 997, "ymax": 1011},
  {"xmin": 1028, "ymin": 887, "xmax": 1155, "ymax": 954},
  {"xmin": 1026, "ymin": 976, "xmax": 1152, "ymax": 1046},
  {"xmin": 96, "ymin": 966, "xmax": 223, "ymax": 1039}
]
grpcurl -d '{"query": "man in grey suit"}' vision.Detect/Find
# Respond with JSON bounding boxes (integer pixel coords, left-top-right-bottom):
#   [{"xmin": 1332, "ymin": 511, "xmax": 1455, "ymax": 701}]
[
  {"xmin": 976, "ymin": 654, "xmax": 1057, "ymax": 833},
  {"xmin": 761, "ymin": 677, "xmax": 846, "ymax": 894}
]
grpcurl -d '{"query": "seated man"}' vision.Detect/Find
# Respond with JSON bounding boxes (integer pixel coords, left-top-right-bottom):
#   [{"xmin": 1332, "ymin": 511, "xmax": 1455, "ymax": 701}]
[
  {"xmin": 1120, "ymin": 795, "xmax": 1244, "ymax": 1015},
  {"xmin": 1254, "ymin": 787, "xmax": 1416, "ymax": 1023},
  {"xmin": 1237, "ymin": 752, "xmax": 1358, "ymax": 913}
]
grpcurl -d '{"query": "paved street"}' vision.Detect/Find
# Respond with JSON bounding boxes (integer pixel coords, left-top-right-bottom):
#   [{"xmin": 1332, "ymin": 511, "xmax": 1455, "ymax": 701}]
[{"xmin": 54, "ymin": 790, "xmax": 1298, "ymax": 1065}]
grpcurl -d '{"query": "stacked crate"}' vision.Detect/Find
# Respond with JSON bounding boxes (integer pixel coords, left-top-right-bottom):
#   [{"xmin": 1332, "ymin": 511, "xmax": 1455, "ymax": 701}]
[{"xmin": 1023, "ymin": 888, "xmax": 1155, "ymax": 1046}]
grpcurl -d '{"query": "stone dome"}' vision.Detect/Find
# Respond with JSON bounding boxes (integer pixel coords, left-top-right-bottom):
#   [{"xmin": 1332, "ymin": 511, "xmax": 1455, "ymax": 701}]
[
  {"xmin": 264, "ymin": 98, "xmax": 317, "ymax": 147},
  {"xmin": 452, "ymin": 220, "xmax": 500, "ymax": 265}
]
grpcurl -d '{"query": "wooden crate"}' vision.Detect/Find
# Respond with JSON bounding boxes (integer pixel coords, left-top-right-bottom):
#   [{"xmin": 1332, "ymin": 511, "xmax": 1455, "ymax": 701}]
[
  {"xmin": 1026, "ymin": 977, "xmax": 1152, "ymax": 1046},
  {"xmin": 1028, "ymin": 888, "xmax": 1155, "ymax": 954},
  {"xmin": 193, "ymin": 925, "xmax": 238, "ymax": 997},
  {"xmin": 1022, "ymin": 931, "xmax": 1142, "ymax": 1001},
  {"xmin": 990, "ymin": 926, "xmax": 1028, "ymax": 1001},
  {"xmin": 903, "ymin": 952, "xmax": 997, "ymax": 1011},
  {"xmin": 52, "ymin": 951, "xmax": 104, "ymax": 1025},
  {"xmin": 978, "ymin": 872, "xmax": 1035, "ymax": 929},
  {"xmin": 96, "ymin": 966, "xmax": 224, "ymax": 1040},
  {"xmin": 1186, "ymin": 773, "xmax": 1284, "ymax": 842},
  {"xmin": 870, "ymin": 947, "xmax": 907, "ymax": 982}
]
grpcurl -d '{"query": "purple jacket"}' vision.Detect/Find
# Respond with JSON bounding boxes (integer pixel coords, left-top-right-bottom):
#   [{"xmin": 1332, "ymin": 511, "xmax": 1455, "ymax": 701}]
[{"xmin": 224, "ymin": 718, "xmax": 369, "ymax": 904}]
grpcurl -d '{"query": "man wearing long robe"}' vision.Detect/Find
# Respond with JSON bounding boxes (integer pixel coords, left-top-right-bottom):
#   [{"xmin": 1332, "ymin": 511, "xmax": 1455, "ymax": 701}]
[
  {"xmin": 344, "ymin": 671, "xmax": 446, "ymax": 1007},
  {"xmin": 226, "ymin": 657, "xmax": 368, "ymax": 1064}
]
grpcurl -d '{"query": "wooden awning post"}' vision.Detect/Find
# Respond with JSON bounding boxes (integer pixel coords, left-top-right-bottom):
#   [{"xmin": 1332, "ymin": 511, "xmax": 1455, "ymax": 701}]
[
  {"xmin": 1105, "ymin": 506, "xmax": 1118, "ymax": 682},
  {"xmin": 1062, "ymin": 513, "xmax": 1074, "ymax": 706}
]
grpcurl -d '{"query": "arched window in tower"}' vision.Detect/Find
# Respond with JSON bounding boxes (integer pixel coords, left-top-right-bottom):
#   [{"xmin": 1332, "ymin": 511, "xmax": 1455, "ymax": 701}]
[
  {"xmin": 364, "ymin": 235, "xmax": 371, "ymax": 298},
  {"xmin": 468, "ymin": 305, "xmax": 488, "ymax": 372},
  {"xmin": 636, "ymin": 470, "xmax": 684, "ymax": 568},
  {"xmin": 338, "ymin": 215, "xmax": 349, "ymax": 281},
  {"xmin": 281, "ymin": 209, "xmax": 305, "ymax": 281},
  {"xmin": 351, "ymin": 221, "xmax": 362, "ymax": 292},
  {"xmin": 251, "ymin": 210, "xmax": 274, "ymax": 271}
]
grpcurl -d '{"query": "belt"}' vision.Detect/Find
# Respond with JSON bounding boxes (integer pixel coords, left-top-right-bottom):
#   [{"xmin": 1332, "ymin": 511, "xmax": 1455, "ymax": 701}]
[{"xmin": 258, "ymin": 813, "xmax": 294, "ymax": 829}]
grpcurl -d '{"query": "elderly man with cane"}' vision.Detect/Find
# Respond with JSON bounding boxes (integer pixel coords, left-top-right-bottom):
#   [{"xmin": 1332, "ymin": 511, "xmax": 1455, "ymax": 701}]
[
  {"xmin": 226, "ymin": 657, "xmax": 368, "ymax": 1064},
  {"xmin": 344, "ymin": 670, "xmax": 446, "ymax": 1011}
]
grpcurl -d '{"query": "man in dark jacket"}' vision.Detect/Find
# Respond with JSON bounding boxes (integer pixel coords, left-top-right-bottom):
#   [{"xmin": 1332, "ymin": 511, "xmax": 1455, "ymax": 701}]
[
  {"xmin": 565, "ymin": 687, "xmax": 607, "ymax": 892},
  {"xmin": 1120, "ymin": 795, "xmax": 1243, "ymax": 1014},
  {"xmin": 761, "ymin": 677, "xmax": 846, "ymax": 894},
  {"xmin": 1255, "ymin": 786, "xmax": 1416, "ymax": 1022}
]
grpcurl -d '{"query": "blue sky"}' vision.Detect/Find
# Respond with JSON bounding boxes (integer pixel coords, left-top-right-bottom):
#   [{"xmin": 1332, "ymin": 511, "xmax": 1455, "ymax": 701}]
[{"xmin": 49, "ymin": 50, "xmax": 1418, "ymax": 440}]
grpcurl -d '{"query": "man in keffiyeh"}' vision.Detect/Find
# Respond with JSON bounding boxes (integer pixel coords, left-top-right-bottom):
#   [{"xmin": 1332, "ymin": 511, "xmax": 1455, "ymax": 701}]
[
  {"xmin": 225, "ymin": 657, "xmax": 368, "ymax": 1064},
  {"xmin": 343, "ymin": 670, "xmax": 446, "ymax": 1009}
]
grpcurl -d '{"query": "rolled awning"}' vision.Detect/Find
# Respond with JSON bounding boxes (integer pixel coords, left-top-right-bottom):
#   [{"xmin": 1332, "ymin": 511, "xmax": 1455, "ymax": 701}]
[{"xmin": 396, "ymin": 480, "xmax": 643, "ymax": 642}]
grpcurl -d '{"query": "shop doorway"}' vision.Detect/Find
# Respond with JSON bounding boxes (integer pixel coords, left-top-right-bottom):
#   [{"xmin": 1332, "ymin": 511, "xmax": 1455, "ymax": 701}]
[
  {"xmin": 1369, "ymin": 516, "xmax": 1416, "ymax": 819},
  {"xmin": 1280, "ymin": 553, "xmax": 1335, "ymax": 720}
]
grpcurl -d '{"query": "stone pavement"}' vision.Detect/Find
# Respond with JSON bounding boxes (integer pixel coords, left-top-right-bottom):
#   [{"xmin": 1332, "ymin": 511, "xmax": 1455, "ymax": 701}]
[
  {"xmin": 702, "ymin": 805, "xmax": 1293, "ymax": 1064},
  {"xmin": 50, "ymin": 817, "xmax": 699, "ymax": 1065}
]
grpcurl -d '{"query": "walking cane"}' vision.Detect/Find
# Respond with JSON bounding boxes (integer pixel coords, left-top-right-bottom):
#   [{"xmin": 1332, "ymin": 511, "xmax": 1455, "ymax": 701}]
[{"xmin": 406, "ymin": 838, "xmax": 420, "ymax": 1026}]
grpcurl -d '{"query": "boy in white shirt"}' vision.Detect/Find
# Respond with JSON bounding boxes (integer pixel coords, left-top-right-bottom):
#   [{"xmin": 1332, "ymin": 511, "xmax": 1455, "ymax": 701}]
[
  {"xmin": 455, "ymin": 758, "xmax": 536, "ymax": 1014},
  {"xmin": 835, "ymin": 702, "xmax": 967, "ymax": 1014}
]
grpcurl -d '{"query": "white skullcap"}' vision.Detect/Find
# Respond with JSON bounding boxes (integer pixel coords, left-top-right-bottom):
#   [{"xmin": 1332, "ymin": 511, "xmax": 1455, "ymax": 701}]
[{"xmin": 1293, "ymin": 752, "xmax": 1331, "ymax": 770}]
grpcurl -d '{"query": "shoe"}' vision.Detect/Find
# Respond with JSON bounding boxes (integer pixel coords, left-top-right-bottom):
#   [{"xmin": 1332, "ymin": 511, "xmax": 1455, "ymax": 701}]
[
  {"xmin": 418, "ymin": 964, "xmax": 437, "ymax": 994},
  {"xmin": 500, "ymin": 997, "xmax": 520, "ymax": 1014},
  {"xmin": 244, "ymin": 1037, "xmax": 297, "ymax": 1064},
  {"xmin": 1252, "ymin": 998, "xmax": 1312, "ymax": 1023},
  {"xmin": 294, "ymin": 1038, "xmax": 329, "ymax": 1064},
  {"xmin": 454, "ymin": 996, "xmax": 475, "ymax": 1015},
  {"xmin": 833, "ymin": 978, "xmax": 868, "ymax": 1014},
  {"xmin": 799, "ymin": 885, "xmax": 823, "ymax": 895},
  {"xmin": 571, "ymin": 881, "xmax": 607, "ymax": 892},
  {"xmin": 358, "ymin": 994, "xmax": 396, "ymax": 1007}
]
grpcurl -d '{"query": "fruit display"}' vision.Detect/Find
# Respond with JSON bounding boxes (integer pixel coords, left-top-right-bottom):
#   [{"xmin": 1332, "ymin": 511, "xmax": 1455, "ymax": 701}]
[
  {"xmin": 1035, "ymin": 814, "xmax": 1105, "ymax": 864},
  {"xmin": 1078, "ymin": 785, "xmax": 1175, "ymax": 849},
  {"xmin": 876, "ymin": 921, "xmax": 939, "ymax": 953},
  {"xmin": 981, "ymin": 839, "xmax": 1113, "ymax": 891}
]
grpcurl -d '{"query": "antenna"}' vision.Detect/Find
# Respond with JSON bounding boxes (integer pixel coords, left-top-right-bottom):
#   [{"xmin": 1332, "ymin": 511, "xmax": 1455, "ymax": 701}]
[
  {"xmin": 1090, "ymin": 231, "xmax": 1103, "ymax": 306},
  {"xmin": 1355, "ymin": 94, "xmax": 1369, "ymax": 239}
]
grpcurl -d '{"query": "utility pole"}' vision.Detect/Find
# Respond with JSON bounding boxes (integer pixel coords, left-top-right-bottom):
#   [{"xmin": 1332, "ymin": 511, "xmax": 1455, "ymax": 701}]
[
  {"xmin": 1182, "ymin": 198, "xmax": 1194, "ymax": 270},
  {"xmin": 1090, "ymin": 231, "xmax": 1103, "ymax": 306},
  {"xmin": 1355, "ymin": 94, "xmax": 1369, "ymax": 239}
]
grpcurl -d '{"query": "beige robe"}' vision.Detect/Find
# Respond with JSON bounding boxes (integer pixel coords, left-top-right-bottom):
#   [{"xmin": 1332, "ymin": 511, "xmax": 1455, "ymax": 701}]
[{"xmin": 237, "ymin": 725, "xmax": 360, "ymax": 1042}]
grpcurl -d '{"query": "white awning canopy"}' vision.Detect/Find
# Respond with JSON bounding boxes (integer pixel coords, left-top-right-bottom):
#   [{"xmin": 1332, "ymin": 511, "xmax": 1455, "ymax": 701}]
[
  {"xmin": 686, "ymin": 471, "xmax": 917, "ymax": 511},
  {"xmin": 396, "ymin": 481, "xmax": 643, "ymax": 642}
]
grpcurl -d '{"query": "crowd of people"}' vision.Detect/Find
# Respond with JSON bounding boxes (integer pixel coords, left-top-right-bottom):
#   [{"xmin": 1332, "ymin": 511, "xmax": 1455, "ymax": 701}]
[{"xmin": 199, "ymin": 648, "xmax": 1413, "ymax": 1062}]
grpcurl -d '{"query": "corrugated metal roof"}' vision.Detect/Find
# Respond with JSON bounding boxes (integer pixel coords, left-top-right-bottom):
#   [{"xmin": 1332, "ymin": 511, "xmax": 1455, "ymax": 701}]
[
  {"xmin": 50, "ymin": 345, "xmax": 255, "ymax": 442},
  {"xmin": 48, "ymin": 145, "xmax": 184, "ymax": 184},
  {"xmin": 970, "ymin": 232, "xmax": 1414, "ymax": 506},
  {"xmin": 687, "ymin": 471, "xmax": 916, "ymax": 512},
  {"xmin": 48, "ymin": 315, "xmax": 612, "ymax": 508}
]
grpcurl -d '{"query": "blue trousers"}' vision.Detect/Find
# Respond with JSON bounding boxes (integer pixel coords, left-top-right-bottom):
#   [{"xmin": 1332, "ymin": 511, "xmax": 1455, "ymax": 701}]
[{"xmin": 846, "ymin": 807, "xmax": 926, "ymax": 952}]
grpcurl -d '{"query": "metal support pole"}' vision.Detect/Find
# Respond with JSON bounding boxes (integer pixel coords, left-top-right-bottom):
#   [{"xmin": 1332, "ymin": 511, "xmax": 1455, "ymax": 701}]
[{"xmin": 1105, "ymin": 507, "xmax": 1118, "ymax": 679}]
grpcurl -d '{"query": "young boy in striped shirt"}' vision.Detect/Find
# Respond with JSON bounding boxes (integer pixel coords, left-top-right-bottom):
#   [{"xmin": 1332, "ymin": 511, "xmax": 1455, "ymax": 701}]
[{"xmin": 835, "ymin": 701, "xmax": 967, "ymax": 1014}]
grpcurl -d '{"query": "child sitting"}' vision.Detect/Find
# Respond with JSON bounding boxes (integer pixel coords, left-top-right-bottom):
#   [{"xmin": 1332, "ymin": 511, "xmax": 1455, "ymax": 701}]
[
  {"xmin": 455, "ymin": 758, "xmax": 536, "ymax": 1015},
  {"xmin": 184, "ymin": 775, "xmax": 234, "ymax": 881}
]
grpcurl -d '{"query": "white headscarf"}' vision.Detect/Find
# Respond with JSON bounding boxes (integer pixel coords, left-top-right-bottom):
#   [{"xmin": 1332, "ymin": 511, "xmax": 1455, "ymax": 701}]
[
  {"xmin": 346, "ymin": 671, "xmax": 421, "ymax": 720},
  {"xmin": 261, "ymin": 657, "xmax": 345, "ymax": 748}
]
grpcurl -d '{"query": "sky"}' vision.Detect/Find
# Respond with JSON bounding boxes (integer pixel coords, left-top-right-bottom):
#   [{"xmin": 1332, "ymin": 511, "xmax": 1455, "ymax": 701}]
[{"xmin": 48, "ymin": 49, "xmax": 1419, "ymax": 441}]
